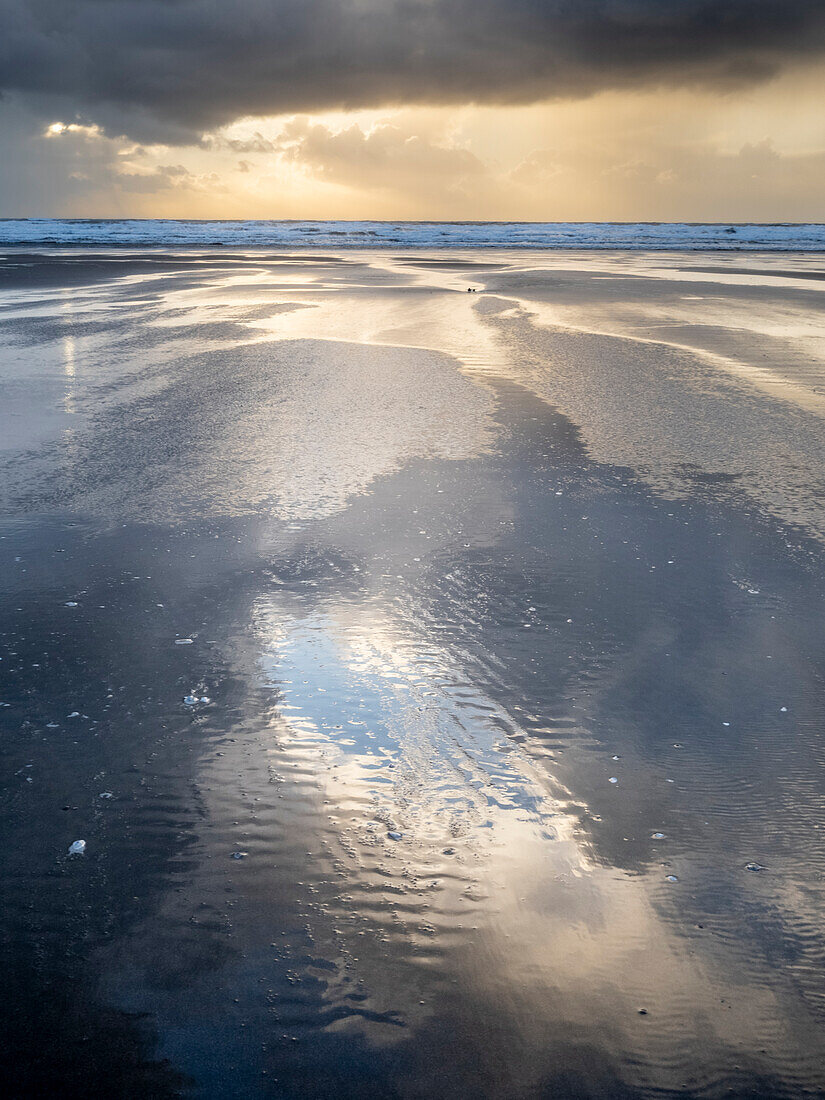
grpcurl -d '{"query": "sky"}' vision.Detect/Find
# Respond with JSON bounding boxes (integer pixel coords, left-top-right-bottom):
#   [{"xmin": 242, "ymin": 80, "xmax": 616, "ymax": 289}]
[{"xmin": 1, "ymin": 0, "xmax": 825, "ymax": 221}]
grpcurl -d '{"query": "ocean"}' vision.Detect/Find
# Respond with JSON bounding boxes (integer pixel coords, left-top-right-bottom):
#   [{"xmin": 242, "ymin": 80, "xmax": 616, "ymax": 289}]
[{"xmin": 2, "ymin": 217, "xmax": 825, "ymax": 249}]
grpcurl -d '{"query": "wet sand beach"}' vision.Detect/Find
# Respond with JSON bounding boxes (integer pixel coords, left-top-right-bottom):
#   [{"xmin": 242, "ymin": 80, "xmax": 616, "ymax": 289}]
[{"xmin": 2, "ymin": 248, "xmax": 825, "ymax": 1098}]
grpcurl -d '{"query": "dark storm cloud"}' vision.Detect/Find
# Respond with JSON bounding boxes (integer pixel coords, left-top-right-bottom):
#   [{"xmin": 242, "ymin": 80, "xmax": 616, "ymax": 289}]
[{"xmin": 2, "ymin": 1, "xmax": 825, "ymax": 141}]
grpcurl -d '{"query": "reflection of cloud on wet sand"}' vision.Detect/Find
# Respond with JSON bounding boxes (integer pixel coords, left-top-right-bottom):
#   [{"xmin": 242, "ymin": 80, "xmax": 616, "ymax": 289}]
[{"xmin": 243, "ymin": 595, "xmax": 825, "ymax": 1095}]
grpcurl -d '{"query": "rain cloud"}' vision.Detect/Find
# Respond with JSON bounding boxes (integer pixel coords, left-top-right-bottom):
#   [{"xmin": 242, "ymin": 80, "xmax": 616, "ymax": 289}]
[{"xmin": 2, "ymin": 1, "xmax": 825, "ymax": 141}]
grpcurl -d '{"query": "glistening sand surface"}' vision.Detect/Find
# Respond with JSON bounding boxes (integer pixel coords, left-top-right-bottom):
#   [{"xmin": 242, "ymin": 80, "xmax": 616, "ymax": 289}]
[{"xmin": 2, "ymin": 249, "xmax": 825, "ymax": 1098}]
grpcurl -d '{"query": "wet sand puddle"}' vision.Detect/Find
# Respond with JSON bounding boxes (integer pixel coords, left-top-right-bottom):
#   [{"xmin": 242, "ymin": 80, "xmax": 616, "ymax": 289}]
[{"xmin": 2, "ymin": 250, "xmax": 825, "ymax": 1097}]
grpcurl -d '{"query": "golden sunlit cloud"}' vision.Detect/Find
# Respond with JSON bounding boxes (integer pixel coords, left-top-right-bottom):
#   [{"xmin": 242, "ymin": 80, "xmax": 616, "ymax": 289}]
[{"xmin": 28, "ymin": 62, "xmax": 825, "ymax": 223}]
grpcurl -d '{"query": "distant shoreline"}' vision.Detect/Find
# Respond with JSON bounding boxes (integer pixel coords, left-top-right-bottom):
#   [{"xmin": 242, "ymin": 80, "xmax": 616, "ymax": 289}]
[{"xmin": 2, "ymin": 219, "xmax": 825, "ymax": 251}]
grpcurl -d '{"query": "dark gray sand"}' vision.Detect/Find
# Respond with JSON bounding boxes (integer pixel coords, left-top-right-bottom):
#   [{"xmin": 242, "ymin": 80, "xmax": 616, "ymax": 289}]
[{"xmin": 2, "ymin": 249, "xmax": 825, "ymax": 1098}]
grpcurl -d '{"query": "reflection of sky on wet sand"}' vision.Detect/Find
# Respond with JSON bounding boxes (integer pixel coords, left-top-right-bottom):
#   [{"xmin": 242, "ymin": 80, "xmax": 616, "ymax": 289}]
[
  {"xmin": 185, "ymin": 586, "xmax": 824, "ymax": 1096},
  {"xmin": 128, "ymin": 248, "xmax": 825, "ymax": 534},
  {"xmin": 6, "ymin": 248, "xmax": 825, "ymax": 531},
  {"xmin": 3, "ymin": 250, "xmax": 825, "ymax": 1096}
]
